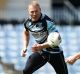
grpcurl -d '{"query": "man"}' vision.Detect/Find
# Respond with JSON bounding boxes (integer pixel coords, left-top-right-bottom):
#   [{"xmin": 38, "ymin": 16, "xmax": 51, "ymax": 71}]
[
  {"xmin": 21, "ymin": 1, "xmax": 68, "ymax": 74},
  {"xmin": 65, "ymin": 52, "xmax": 80, "ymax": 64}
]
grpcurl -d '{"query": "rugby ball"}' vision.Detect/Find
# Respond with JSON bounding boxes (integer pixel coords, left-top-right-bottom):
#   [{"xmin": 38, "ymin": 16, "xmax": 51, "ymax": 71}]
[{"xmin": 47, "ymin": 32, "xmax": 61, "ymax": 47}]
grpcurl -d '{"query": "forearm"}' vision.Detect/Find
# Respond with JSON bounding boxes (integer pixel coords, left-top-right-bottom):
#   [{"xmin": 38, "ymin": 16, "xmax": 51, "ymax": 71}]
[
  {"xmin": 74, "ymin": 53, "xmax": 80, "ymax": 60},
  {"xmin": 40, "ymin": 42, "xmax": 50, "ymax": 49},
  {"xmin": 22, "ymin": 30, "xmax": 29, "ymax": 49}
]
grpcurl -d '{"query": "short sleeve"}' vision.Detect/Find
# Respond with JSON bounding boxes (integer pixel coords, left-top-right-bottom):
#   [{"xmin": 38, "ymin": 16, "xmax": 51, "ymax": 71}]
[
  {"xmin": 46, "ymin": 20, "xmax": 58, "ymax": 33},
  {"xmin": 24, "ymin": 19, "xmax": 30, "ymax": 31}
]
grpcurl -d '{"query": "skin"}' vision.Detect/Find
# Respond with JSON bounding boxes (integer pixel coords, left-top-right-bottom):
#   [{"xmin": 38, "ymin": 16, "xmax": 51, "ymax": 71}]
[
  {"xmin": 65, "ymin": 53, "xmax": 80, "ymax": 64},
  {"xmin": 28, "ymin": 3, "xmax": 41, "ymax": 21}
]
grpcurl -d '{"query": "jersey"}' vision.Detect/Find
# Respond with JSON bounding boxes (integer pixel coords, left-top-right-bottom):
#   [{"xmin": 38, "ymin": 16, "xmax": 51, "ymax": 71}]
[{"xmin": 24, "ymin": 14, "xmax": 58, "ymax": 44}]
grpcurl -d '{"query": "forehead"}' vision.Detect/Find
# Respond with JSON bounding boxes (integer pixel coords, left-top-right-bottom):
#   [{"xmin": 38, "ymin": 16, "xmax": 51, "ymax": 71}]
[{"xmin": 28, "ymin": 4, "xmax": 40, "ymax": 10}]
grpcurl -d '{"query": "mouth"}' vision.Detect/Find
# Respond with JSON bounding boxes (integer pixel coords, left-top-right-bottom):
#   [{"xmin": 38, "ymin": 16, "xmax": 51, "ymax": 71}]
[{"xmin": 32, "ymin": 15, "xmax": 37, "ymax": 18}]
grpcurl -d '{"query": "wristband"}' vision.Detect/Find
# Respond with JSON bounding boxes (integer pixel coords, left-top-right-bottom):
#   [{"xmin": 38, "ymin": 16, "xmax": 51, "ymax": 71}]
[{"xmin": 24, "ymin": 49, "xmax": 27, "ymax": 52}]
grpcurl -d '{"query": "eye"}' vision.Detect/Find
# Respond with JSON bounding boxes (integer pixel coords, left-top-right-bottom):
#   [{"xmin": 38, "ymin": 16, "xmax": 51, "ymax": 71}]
[{"xmin": 31, "ymin": 11, "xmax": 34, "ymax": 13}]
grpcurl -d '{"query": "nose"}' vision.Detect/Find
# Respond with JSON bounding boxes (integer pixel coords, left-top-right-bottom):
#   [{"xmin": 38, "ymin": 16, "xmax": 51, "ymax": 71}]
[{"xmin": 33, "ymin": 12, "xmax": 36, "ymax": 15}]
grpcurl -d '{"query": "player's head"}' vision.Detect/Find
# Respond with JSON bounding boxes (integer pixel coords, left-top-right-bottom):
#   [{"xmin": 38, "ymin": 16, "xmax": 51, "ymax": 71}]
[{"xmin": 28, "ymin": 0, "xmax": 41, "ymax": 21}]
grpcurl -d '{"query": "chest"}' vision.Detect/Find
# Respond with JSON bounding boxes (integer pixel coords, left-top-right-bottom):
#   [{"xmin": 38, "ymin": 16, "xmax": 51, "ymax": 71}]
[{"xmin": 26, "ymin": 20, "xmax": 47, "ymax": 32}]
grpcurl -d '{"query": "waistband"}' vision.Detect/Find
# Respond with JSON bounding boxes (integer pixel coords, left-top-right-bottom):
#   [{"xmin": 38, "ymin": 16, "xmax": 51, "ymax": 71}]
[{"xmin": 41, "ymin": 46, "xmax": 63, "ymax": 54}]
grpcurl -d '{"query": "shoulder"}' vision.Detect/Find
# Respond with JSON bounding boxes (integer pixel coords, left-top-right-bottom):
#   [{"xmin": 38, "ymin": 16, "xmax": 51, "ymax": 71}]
[
  {"xmin": 23, "ymin": 18, "xmax": 32, "ymax": 31},
  {"xmin": 43, "ymin": 14, "xmax": 53, "ymax": 21},
  {"xmin": 42, "ymin": 14, "xmax": 56, "ymax": 24},
  {"xmin": 24, "ymin": 18, "xmax": 31, "ymax": 26}
]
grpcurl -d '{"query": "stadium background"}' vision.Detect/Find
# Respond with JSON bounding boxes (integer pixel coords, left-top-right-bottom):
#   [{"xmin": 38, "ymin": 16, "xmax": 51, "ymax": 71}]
[{"xmin": 0, "ymin": 0, "xmax": 80, "ymax": 74}]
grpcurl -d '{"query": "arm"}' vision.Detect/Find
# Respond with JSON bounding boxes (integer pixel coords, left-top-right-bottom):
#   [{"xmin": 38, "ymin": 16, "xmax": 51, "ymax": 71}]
[
  {"xmin": 40, "ymin": 18, "xmax": 61, "ymax": 49},
  {"xmin": 21, "ymin": 29, "xmax": 30, "ymax": 57},
  {"xmin": 32, "ymin": 32, "xmax": 61, "ymax": 52},
  {"xmin": 32, "ymin": 42, "xmax": 50, "ymax": 52},
  {"xmin": 41, "ymin": 31, "xmax": 61, "ymax": 48},
  {"xmin": 65, "ymin": 52, "xmax": 80, "ymax": 64},
  {"xmin": 74, "ymin": 53, "xmax": 80, "ymax": 59},
  {"xmin": 22, "ymin": 29, "xmax": 29, "ymax": 50}
]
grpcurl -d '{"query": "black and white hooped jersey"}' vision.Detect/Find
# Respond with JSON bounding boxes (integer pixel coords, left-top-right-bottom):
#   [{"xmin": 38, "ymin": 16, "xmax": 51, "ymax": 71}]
[{"xmin": 24, "ymin": 14, "xmax": 58, "ymax": 44}]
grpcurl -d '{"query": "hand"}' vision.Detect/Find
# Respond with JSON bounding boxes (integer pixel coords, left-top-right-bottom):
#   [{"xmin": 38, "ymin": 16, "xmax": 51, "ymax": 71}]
[
  {"xmin": 21, "ymin": 49, "xmax": 27, "ymax": 57},
  {"xmin": 65, "ymin": 56, "xmax": 77, "ymax": 64},
  {"xmin": 32, "ymin": 44, "xmax": 42, "ymax": 52}
]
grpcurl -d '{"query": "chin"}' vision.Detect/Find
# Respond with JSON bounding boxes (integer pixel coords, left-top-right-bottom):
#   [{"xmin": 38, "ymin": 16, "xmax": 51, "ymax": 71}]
[{"xmin": 32, "ymin": 18, "xmax": 38, "ymax": 21}]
